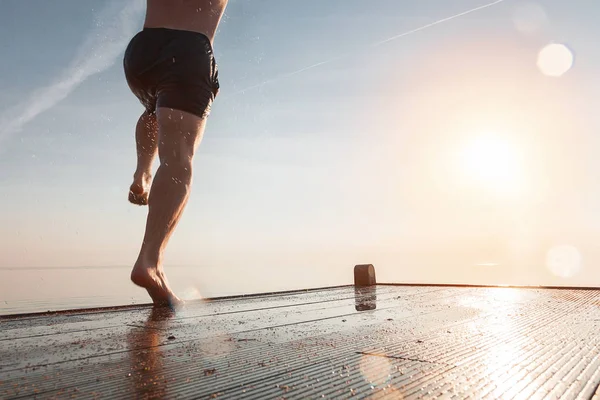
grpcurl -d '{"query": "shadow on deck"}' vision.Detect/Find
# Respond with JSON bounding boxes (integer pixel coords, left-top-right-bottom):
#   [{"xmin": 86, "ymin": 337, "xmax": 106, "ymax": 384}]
[{"xmin": 1, "ymin": 285, "xmax": 600, "ymax": 399}]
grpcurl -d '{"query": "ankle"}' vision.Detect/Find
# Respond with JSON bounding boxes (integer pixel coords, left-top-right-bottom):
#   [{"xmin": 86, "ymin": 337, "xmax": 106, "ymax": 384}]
[
  {"xmin": 134, "ymin": 252, "xmax": 161, "ymax": 270},
  {"xmin": 133, "ymin": 170, "xmax": 152, "ymax": 182}
]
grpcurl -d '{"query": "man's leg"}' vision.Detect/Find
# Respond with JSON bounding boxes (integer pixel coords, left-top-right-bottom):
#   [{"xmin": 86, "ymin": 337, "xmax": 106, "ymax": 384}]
[
  {"xmin": 129, "ymin": 111, "xmax": 158, "ymax": 205},
  {"xmin": 131, "ymin": 107, "xmax": 207, "ymax": 307}
]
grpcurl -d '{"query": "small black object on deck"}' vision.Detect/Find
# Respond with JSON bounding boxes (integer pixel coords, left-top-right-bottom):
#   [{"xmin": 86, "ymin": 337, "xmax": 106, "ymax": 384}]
[{"xmin": 354, "ymin": 264, "xmax": 376, "ymax": 286}]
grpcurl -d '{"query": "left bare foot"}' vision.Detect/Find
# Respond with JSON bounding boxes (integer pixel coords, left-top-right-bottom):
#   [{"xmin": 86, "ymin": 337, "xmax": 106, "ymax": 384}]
[
  {"xmin": 129, "ymin": 172, "xmax": 152, "ymax": 205},
  {"xmin": 131, "ymin": 263, "xmax": 184, "ymax": 310}
]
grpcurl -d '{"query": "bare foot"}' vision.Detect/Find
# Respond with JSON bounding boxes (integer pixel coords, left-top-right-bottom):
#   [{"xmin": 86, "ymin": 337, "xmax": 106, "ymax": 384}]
[
  {"xmin": 131, "ymin": 264, "xmax": 184, "ymax": 309},
  {"xmin": 129, "ymin": 173, "xmax": 152, "ymax": 206}
]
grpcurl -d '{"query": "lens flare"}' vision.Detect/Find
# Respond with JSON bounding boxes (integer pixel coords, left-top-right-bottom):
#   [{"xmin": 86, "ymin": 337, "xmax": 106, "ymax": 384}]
[
  {"xmin": 513, "ymin": 3, "xmax": 547, "ymax": 34},
  {"xmin": 537, "ymin": 44, "xmax": 574, "ymax": 77},
  {"xmin": 359, "ymin": 353, "xmax": 393, "ymax": 388},
  {"xmin": 546, "ymin": 245, "xmax": 582, "ymax": 278}
]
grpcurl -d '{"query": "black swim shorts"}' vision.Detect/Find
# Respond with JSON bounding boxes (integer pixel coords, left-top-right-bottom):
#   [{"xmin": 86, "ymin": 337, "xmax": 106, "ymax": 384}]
[{"xmin": 123, "ymin": 27, "xmax": 220, "ymax": 119}]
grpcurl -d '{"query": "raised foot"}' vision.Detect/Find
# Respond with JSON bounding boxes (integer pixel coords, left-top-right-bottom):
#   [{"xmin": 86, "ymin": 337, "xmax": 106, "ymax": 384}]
[
  {"xmin": 131, "ymin": 267, "xmax": 184, "ymax": 310},
  {"xmin": 128, "ymin": 174, "xmax": 152, "ymax": 206}
]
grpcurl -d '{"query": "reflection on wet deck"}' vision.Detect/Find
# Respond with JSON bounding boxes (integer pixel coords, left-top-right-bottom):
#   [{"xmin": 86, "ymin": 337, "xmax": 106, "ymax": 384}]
[{"xmin": 1, "ymin": 285, "xmax": 600, "ymax": 399}]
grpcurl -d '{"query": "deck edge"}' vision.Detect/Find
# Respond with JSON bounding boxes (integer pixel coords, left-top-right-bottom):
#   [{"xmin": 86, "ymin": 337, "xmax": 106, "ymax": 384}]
[{"xmin": 0, "ymin": 284, "xmax": 353, "ymax": 320}]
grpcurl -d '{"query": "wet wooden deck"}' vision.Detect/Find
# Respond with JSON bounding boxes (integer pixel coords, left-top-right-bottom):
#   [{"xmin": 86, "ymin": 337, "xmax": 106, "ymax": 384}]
[{"xmin": 1, "ymin": 285, "xmax": 600, "ymax": 399}]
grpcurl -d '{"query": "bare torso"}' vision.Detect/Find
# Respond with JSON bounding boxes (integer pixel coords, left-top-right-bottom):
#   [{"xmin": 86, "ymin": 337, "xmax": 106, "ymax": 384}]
[{"xmin": 144, "ymin": 0, "xmax": 228, "ymax": 43}]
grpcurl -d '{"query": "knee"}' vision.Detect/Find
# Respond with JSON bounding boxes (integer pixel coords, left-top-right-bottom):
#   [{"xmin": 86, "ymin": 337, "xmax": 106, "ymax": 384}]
[
  {"xmin": 160, "ymin": 141, "xmax": 193, "ymax": 164},
  {"xmin": 138, "ymin": 111, "xmax": 157, "ymax": 128}
]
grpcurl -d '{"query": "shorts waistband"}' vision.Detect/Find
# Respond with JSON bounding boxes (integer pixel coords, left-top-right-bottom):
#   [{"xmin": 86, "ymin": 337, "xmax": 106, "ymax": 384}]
[{"xmin": 142, "ymin": 27, "xmax": 213, "ymax": 50}]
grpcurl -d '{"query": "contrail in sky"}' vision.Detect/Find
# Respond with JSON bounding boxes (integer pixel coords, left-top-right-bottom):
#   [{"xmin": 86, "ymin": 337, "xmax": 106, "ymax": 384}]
[
  {"xmin": 0, "ymin": 0, "xmax": 144, "ymax": 148},
  {"xmin": 0, "ymin": 0, "xmax": 507, "ymax": 143},
  {"xmin": 231, "ymin": 0, "xmax": 507, "ymax": 96}
]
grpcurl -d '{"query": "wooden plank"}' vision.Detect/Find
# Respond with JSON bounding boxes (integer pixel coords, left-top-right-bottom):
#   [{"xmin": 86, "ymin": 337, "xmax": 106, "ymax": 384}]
[
  {"xmin": 1, "ymin": 286, "xmax": 599, "ymax": 400},
  {"xmin": 0, "ymin": 287, "xmax": 453, "ymax": 371}
]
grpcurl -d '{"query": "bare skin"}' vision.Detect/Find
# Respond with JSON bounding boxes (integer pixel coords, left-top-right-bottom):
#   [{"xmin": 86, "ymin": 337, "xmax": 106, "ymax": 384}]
[
  {"xmin": 129, "ymin": 111, "xmax": 158, "ymax": 206},
  {"xmin": 143, "ymin": 0, "xmax": 228, "ymax": 43},
  {"xmin": 129, "ymin": 0, "xmax": 228, "ymax": 308}
]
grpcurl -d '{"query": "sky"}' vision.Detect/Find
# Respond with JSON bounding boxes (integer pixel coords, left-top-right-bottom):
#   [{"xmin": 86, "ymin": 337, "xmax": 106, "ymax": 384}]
[{"xmin": 1, "ymin": 0, "xmax": 599, "ymax": 309}]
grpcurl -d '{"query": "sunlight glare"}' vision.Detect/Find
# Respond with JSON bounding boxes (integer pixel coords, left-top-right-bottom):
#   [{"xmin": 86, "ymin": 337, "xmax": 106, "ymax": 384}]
[
  {"xmin": 537, "ymin": 43, "xmax": 574, "ymax": 77},
  {"xmin": 475, "ymin": 263, "xmax": 499, "ymax": 267},
  {"xmin": 490, "ymin": 287, "xmax": 522, "ymax": 303},
  {"xmin": 467, "ymin": 293, "xmax": 530, "ymax": 396},
  {"xmin": 460, "ymin": 132, "xmax": 522, "ymax": 196}
]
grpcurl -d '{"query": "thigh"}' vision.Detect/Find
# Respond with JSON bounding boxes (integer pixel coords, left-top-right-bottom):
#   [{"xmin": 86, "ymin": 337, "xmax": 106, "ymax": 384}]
[{"xmin": 155, "ymin": 107, "xmax": 207, "ymax": 164}]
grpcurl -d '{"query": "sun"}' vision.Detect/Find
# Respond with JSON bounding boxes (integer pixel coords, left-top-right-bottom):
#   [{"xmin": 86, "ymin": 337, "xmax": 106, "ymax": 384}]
[{"xmin": 459, "ymin": 132, "xmax": 523, "ymax": 196}]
